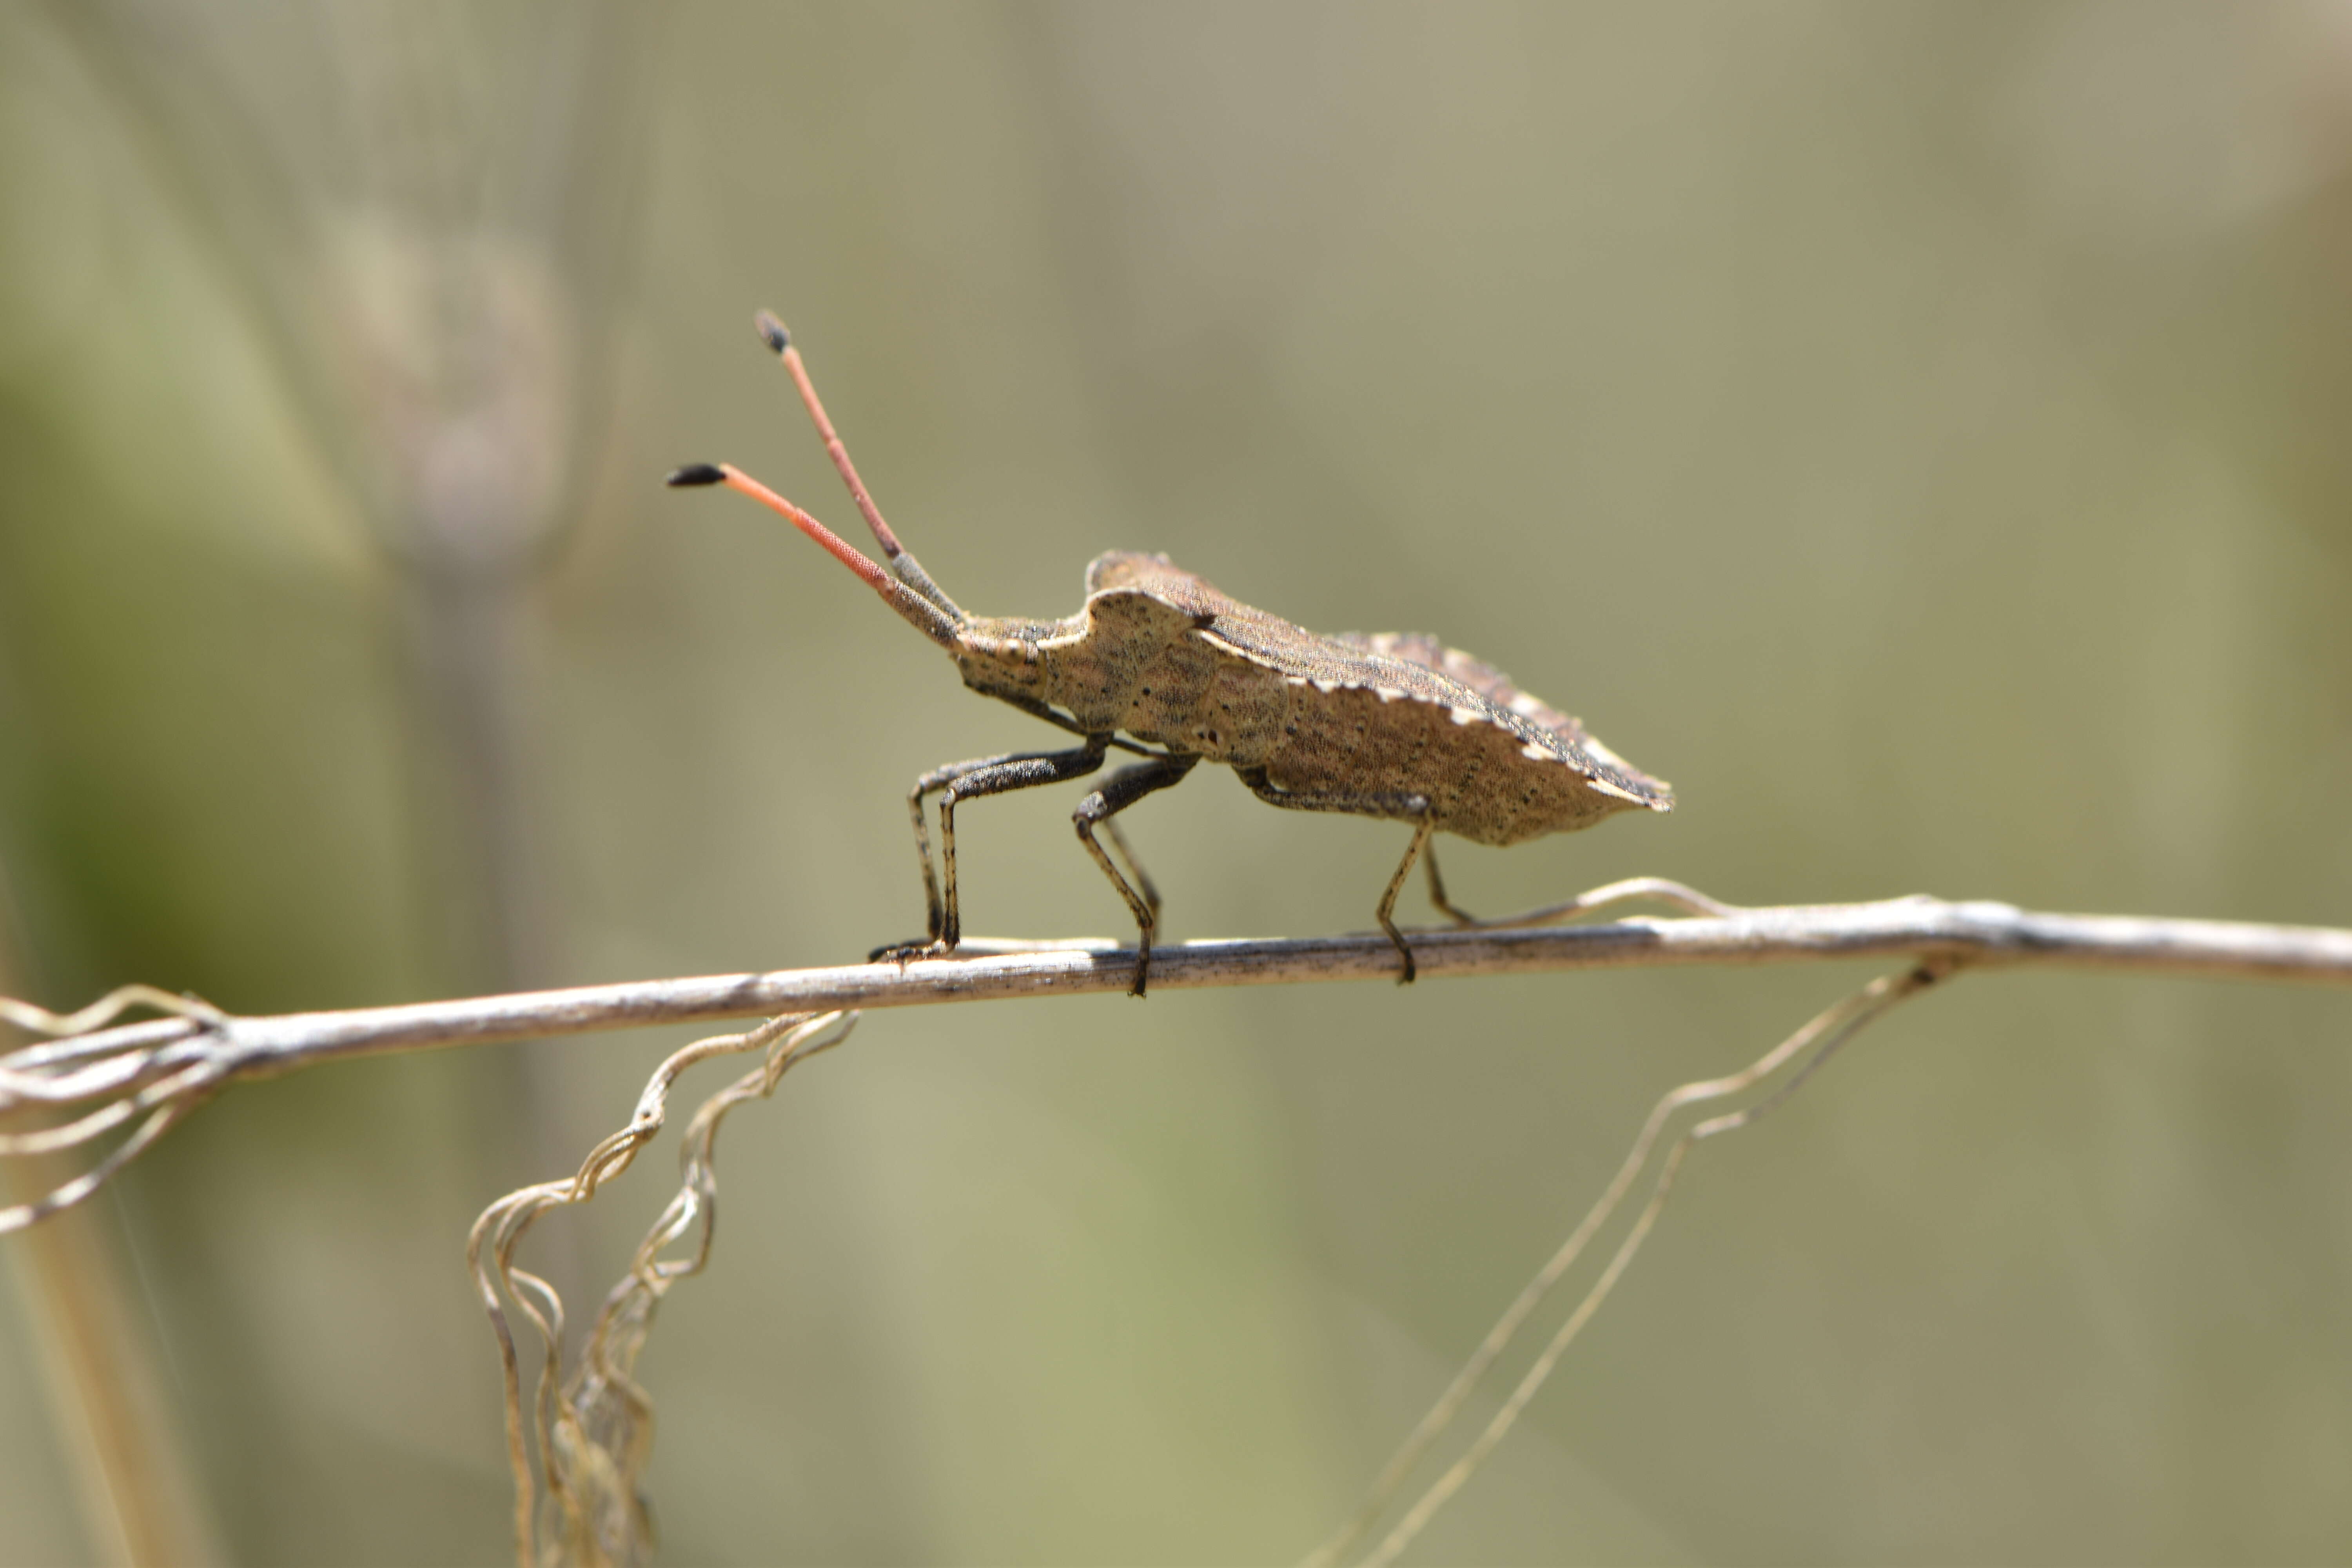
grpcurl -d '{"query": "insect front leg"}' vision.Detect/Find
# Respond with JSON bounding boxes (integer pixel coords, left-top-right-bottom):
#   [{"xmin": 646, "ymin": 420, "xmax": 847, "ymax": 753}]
[
  {"xmin": 1071, "ymin": 754, "xmax": 1201, "ymax": 997},
  {"xmin": 1234, "ymin": 771, "xmax": 1437, "ymax": 984},
  {"xmin": 899, "ymin": 753, "xmax": 1039, "ymax": 943},
  {"xmin": 876, "ymin": 736, "xmax": 1112, "ymax": 964}
]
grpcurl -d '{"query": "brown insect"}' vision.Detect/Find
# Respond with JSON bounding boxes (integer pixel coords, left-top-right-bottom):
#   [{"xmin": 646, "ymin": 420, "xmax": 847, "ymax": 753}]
[{"xmin": 669, "ymin": 312, "xmax": 1672, "ymax": 995}]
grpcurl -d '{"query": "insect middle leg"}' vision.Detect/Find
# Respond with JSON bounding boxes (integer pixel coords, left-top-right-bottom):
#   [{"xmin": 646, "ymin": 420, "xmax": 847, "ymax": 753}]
[
  {"xmin": 1072, "ymin": 754, "xmax": 1201, "ymax": 997},
  {"xmin": 1100, "ymin": 819, "xmax": 1160, "ymax": 921},
  {"xmin": 884, "ymin": 735, "xmax": 1112, "ymax": 961},
  {"xmin": 1233, "ymin": 771, "xmax": 1437, "ymax": 983}
]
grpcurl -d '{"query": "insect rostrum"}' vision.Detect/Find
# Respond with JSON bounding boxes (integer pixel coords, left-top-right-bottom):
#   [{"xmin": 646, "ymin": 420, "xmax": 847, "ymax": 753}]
[{"xmin": 670, "ymin": 312, "xmax": 1672, "ymax": 995}]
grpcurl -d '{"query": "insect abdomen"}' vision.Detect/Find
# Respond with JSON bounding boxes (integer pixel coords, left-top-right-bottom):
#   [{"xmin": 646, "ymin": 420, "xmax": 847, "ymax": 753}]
[{"xmin": 1258, "ymin": 682, "xmax": 1637, "ymax": 846}]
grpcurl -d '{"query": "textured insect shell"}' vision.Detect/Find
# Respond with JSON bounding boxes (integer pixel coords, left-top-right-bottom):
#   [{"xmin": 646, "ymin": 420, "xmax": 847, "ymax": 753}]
[{"xmin": 948, "ymin": 551, "xmax": 1673, "ymax": 847}]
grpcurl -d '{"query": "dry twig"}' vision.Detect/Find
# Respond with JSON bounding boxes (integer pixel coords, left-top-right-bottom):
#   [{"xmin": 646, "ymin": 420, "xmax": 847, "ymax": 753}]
[
  {"xmin": 1312, "ymin": 962, "xmax": 1947, "ymax": 1567},
  {"xmin": 4, "ymin": 886, "xmax": 2349, "ymax": 1564},
  {"xmin": 4, "ymin": 887, "xmax": 2350, "ymax": 1234},
  {"xmin": 468, "ymin": 1010, "xmax": 855, "ymax": 1568}
]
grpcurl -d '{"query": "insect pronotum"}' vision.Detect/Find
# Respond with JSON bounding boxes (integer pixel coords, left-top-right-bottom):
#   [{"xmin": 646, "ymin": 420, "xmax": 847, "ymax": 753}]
[{"xmin": 669, "ymin": 312, "xmax": 1672, "ymax": 995}]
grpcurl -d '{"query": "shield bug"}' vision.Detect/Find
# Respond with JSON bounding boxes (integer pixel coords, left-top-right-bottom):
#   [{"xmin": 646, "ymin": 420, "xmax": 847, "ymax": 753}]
[{"xmin": 669, "ymin": 312, "xmax": 1672, "ymax": 995}]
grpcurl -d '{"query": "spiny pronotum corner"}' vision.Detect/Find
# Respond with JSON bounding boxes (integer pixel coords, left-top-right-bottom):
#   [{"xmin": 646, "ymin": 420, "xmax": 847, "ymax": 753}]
[{"xmin": 668, "ymin": 311, "xmax": 1671, "ymax": 993}]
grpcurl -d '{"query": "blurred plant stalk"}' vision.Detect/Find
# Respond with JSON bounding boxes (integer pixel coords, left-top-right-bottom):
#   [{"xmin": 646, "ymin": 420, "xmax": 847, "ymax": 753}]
[
  {"xmin": 47, "ymin": 0, "xmax": 655, "ymax": 1418},
  {"xmin": 334, "ymin": 210, "xmax": 581, "ymax": 996},
  {"xmin": 54, "ymin": 0, "xmax": 651, "ymax": 995}
]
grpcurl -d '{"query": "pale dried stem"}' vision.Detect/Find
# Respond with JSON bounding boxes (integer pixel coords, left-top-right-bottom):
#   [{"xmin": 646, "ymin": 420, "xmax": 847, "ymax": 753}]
[
  {"xmin": 1447, "ymin": 875, "xmax": 1740, "ymax": 927},
  {"xmin": 4, "ymin": 891, "xmax": 2349, "ymax": 1233},
  {"xmin": 3, "ymin": 891, "xmax": 2347, "ymax": 1564},
  {"xmin": 1303, "ymin": 961, "xmax": 1933, "ymax": 1568},
  {"xmin": 465, "ymin": 1011, "xmax": 853, "ymax": 1568},
  {"xmin": 1, "ymin": 939, "xmax": 220, "ymax": 1566},
  {"xmin": 0, "ymin": 984, "xmax": 227, "ymax": 1042},
  {"xmin": 554, "ymin": 1018, "xmax": 850, "ymax": 1563},
  {"xmin": 1341, "ymin": 963, "xmax": 1943, "ymax": 1568}
]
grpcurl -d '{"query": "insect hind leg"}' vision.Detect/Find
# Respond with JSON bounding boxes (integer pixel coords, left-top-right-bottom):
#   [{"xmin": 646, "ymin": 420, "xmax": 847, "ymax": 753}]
[
  {"xmin": 1422, "ymin": 840, "xmax": 1481, "ymax": 927},
  {"xmin": 1234, "ymin": 771, "xmax": 1436, "ymax": 984},
  {"xmin": 1374, "ymin": 815, "xmax": 1438, "ymax": 983}
]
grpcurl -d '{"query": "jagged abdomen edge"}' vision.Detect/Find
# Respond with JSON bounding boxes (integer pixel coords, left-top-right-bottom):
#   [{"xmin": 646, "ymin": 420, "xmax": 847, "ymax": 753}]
[
  {"xmin": 1255, "ymin": 679, "xmax": 1648, "ymax": 846},
  {"xmin": 1331, "ymin": 630, "xmax": 1672, "ymax": 810}
]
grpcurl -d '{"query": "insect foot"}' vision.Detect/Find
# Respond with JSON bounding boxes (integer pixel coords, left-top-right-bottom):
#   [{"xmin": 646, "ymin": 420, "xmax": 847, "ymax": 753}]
[{"xmin": 867, "ymin": 938, "xmax": 953, "ymax": 969}]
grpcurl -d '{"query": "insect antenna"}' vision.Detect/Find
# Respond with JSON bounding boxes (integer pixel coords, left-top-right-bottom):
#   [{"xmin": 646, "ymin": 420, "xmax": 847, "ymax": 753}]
[
  {"xmin": 754, "ymin": 310, "xmax": 964, "ymax": 622},
  {"xmin": 664, "ymin": 463, "xmax": 962, "ymax": 648}
]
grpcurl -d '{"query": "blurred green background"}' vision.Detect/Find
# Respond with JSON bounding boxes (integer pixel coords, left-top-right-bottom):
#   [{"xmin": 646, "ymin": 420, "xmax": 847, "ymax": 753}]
[{"xmin": 4, "ymin": 3, "xmax": 2351, "ymax": 1563}]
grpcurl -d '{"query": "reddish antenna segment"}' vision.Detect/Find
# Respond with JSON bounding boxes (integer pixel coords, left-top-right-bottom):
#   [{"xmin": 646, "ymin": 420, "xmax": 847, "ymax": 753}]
[
  {"xmin": 754, "ymin": 311, "xmax": 908, "ymax": 565},
  {"xmin": 663, "ymin": 462, "xmax": 958, "ymax": 647}
]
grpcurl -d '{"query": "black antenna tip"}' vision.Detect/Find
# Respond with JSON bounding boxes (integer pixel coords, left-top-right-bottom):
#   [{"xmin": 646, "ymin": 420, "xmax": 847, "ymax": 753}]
[
  {"xmin": 665, "ymin": 463, "xmax": 727, "ymax": 488},
  {"xmin": 753, "ymin": 310, "xmax": 790, "ymax": 354}
]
